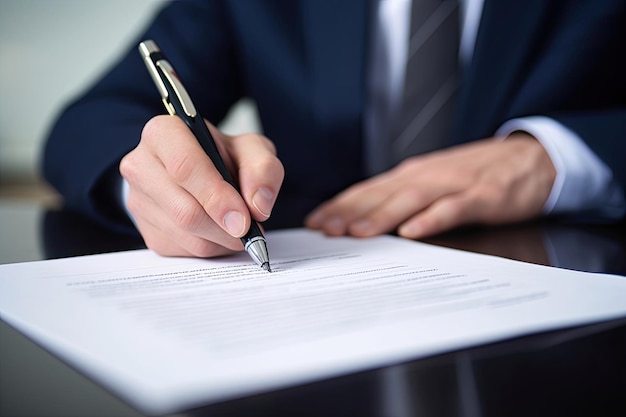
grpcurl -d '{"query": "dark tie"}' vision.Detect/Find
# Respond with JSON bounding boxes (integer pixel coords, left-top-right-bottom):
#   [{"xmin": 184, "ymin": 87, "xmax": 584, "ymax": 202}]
[{"xmin": 390, "ymin": 0, "xmax": 460, "ymax": 167}]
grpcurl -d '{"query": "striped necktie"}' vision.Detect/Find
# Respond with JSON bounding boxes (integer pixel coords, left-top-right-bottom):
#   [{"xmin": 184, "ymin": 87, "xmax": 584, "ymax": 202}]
[{"xmin": 390, "ymin": 0, "xmax": 460, "ymax": 167}]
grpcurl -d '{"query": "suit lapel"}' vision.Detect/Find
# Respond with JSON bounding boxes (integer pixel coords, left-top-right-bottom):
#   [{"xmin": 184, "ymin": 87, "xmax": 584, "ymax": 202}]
[
  {"xmin": 301, "ymin": 0, "xmax": 371, "ymax": 179},
  {"xmin": 452, "ymin": 0, "xmax": 552, "ymax": 143}
]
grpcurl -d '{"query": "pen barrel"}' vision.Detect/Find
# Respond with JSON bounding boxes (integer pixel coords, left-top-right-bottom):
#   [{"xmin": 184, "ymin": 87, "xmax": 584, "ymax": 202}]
[
  {"xmin": 184, "ymin": 113, "xmax": 265, "ymax": 248},
  {"xmin": 242, "ymin": 221, "xmax": 264, "ymax": 244},
  {"xmin": 185, "ymin": 115, "xmax": 236, "ymax": 187}
]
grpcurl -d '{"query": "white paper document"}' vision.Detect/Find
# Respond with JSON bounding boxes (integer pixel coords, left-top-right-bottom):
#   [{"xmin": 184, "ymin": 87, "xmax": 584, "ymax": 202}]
[{"xmin": 1, "ymin": 229, "xmax": 625, "ymax": 414}]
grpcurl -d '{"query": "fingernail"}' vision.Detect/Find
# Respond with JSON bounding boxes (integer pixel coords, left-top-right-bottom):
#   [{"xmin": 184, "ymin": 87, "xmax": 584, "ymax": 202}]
[
  {"xmin": 223, "ymin": 211, "xmax": 246, "ymax": 237},
  {"xmin": 399, "ymin": 222, "xmax": 422, "ymax": 238},
  {"xmin": 252, "ymin": 187, "xmax": 274, "ymax": 218}
]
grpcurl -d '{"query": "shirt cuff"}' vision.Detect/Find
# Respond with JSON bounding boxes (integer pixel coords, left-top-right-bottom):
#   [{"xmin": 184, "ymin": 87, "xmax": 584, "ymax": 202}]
[
  {"xmin": 496, "ymin": 116, "xmax": 626, "ymax": 219},
  {"xmin": 121, "ymin": 177, "xmax": 138, "ymax": 226}
]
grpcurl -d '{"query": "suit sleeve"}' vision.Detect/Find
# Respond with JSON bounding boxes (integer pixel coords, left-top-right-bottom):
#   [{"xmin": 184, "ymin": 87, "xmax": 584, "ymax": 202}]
[
  {"xmin": 514, "ymin": 1, "xmax": 626, "ymax": 219},
  {"xmin": 542, "ymin": 2, "xmax": 626, "ymax": 211},
  {"xmin": 553, "ymin": 110, "xmax": 626, "ymax": 194},
  {"xmin": 42, "ymin": 0, "xmax": 242, "ymax": 234}
]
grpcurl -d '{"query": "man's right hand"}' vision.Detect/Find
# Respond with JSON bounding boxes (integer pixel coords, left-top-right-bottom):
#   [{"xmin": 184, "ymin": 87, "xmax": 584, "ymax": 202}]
[{"xmin": 119, "ymin": 115, "xmax": 284, "ymax": 257}]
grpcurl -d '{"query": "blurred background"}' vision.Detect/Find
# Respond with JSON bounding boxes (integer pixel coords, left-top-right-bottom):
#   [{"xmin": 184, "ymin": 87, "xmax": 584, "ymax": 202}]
[
  {"xmin": 0, "ymin": 0, "xmax": 260, "ymax": 206},
  {"xmin": 0, "ymin": 0, "xmax": 260, "ymax": 263}
]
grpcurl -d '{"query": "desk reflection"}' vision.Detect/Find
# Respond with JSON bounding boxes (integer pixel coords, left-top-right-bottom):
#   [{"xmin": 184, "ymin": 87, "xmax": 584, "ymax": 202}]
[
  {"xmin": 424, "ymin": 220, "xmax": 626, "ymax": 276},
  {"xmin": 42, "ymin": 208, "xmax": 145, "ymax": 259},
  {"xmin": 34, "ymin": 209, "xmax": 626, "ymax": 417}
]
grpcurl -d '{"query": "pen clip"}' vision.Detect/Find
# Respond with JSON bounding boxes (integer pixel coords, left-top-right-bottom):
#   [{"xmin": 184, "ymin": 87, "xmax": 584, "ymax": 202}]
[{"xmin": 138, "ymin": 40, "xmax": 197, "ymax": 118}]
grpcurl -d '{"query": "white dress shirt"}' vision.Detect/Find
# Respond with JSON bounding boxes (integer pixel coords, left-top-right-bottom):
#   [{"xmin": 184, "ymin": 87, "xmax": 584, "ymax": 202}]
[{"xmin": 365, "ymin": 0, "xmax": 625, "ymax": 218}]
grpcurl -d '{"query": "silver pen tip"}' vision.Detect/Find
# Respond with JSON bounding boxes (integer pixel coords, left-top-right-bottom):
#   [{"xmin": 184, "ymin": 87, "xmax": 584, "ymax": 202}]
[{"xmin": 244, "ymin": 236, "xmax": 271, "ymax": 273}]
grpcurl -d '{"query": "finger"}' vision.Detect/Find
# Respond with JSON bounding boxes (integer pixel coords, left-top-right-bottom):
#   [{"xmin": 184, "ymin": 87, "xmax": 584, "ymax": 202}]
[
  {"xmin": 143, "ymin": 116, "xmax": 251, "ymax": 238},
  {"xmin": 125, "ymin": 167, "xmax": 243, "ymax": 255},
  {"xmin": 305, "ymin": 175, "xmax": 398, "ymax": 234},
  {"xmin": 347, "ymin": 187, "xmax": 438, "ymax": 237},
  {"xmin": 397, "ymin": 191, "xmax": 484, "ymax": 239},
  {"xmin": 121, "ymin": 138, "xmax": 243, "ymax": 253},
  {"xmin": 132, "ymin": 186, "xmax": 243, "ymax": 254},
  {"xmin": 134, "ymin": 213, "xmax": 235, "ymax": 258},
  {"xmin": 224, "ymin": 132, "xmax": 284, "ymax": 222}
]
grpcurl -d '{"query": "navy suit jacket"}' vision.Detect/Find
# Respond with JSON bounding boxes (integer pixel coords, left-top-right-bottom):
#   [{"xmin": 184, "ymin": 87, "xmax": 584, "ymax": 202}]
[{"xmin": 43, "ymin": 0, "xmax": 626, "ymax": 233}]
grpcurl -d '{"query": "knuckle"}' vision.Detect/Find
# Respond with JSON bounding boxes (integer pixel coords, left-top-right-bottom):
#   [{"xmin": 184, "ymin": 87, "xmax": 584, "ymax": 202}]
[
  {"xmin": 445, "ymin": 198, "xmax": 468, "ymax": 219},
  {"xmin": 167, "ymin": 150, "xmax": 196, "ymax": 184},
  {"xmin": 141, "ymin": 115, "xmax": 168, "ymax": 143},
  {"xmin": 201, "ymin": 180, "xmax": 231, "ymax": 210},
  {"xmin": 261, "ymin": 135, "xmax": 278, "ymax": 155},
  {"xmin": 258, "ymin": 155, "xmax": 285, "ymax": 181},
  {"xmin": 118, "ymin": 153, "xmax": 136, "ymax": 181},
  {"xmin": 170, "ymin": 199, "xmax": 205, "ymax": 232},
  {"xmin": 119, "ymin": 147, "xmax": 146, "ymax": 184},
  {"xmin": 396, "ymin": 157, "xmax": 417, "ymax": 172},
  {"xmin": 426, "ymin": 199, "xmax": 466, "ymax": 232}
]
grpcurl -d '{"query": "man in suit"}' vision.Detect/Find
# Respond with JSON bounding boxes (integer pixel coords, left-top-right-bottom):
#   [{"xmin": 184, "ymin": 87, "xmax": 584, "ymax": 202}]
[{"xmin": 43, "ymin": 0, "xmax": 626, "ymax": 259}]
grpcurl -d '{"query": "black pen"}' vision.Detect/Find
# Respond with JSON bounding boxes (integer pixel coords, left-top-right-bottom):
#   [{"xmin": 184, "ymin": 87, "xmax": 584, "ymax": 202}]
[{"xmin": 138, "ymin": 40, "xmax": 271, "ymax": 272}]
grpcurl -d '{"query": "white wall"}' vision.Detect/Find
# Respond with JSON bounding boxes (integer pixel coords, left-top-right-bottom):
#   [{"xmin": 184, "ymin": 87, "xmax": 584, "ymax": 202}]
[{"xmin": 0, "ymin": 0, "xmax": 260, "ymax": 184}]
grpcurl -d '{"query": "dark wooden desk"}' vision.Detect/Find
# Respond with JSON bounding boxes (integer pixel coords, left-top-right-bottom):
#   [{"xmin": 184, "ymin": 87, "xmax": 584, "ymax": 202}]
[{"xmin": 2, "ymin": 205, "xmax": 625, "ymax": 417}]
